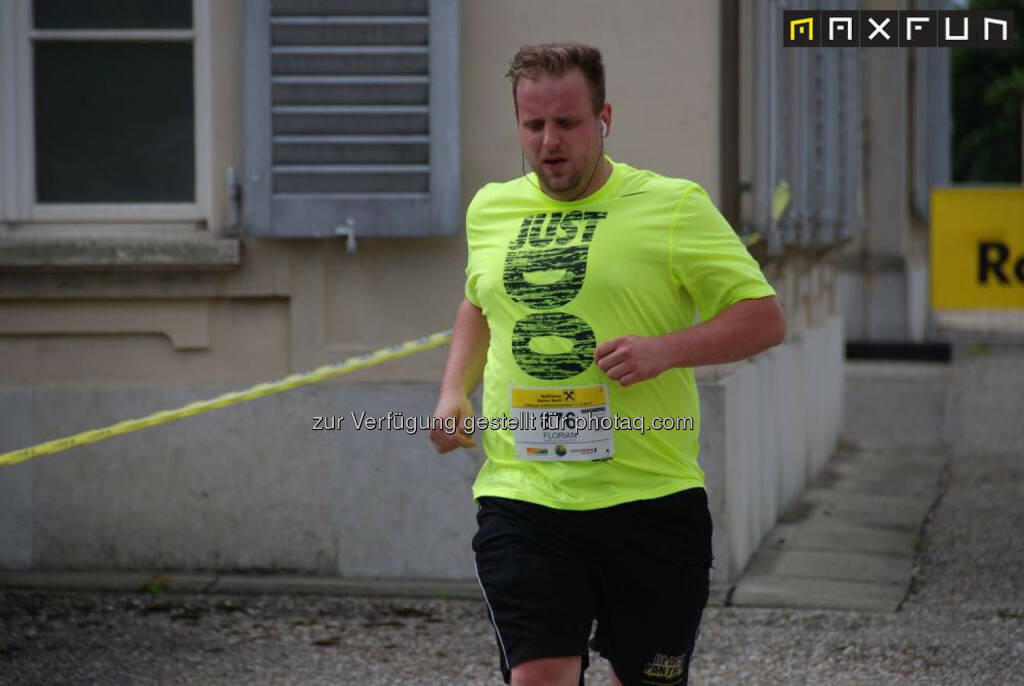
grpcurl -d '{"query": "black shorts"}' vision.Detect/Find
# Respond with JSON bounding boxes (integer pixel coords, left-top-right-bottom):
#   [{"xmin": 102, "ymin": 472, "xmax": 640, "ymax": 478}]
[{"xmin": 472, "ymin": 488, "xmax": 713, "ymax": 686}]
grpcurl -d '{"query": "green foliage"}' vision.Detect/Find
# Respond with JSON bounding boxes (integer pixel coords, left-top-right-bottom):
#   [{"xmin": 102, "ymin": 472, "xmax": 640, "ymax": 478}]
[
  {"xmin": 144, "ymin": 572, "xmax": 169, "ymax": 596},
  {"xmin": 951, "ymin": 0, "xmax": 1024, "ymax": 183}
]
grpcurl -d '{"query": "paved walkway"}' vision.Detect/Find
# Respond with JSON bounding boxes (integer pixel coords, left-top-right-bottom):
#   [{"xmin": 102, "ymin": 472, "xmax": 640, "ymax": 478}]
[
  {"xmin": 728, "ymin": 359, "xmax": 953, "ymax": 613},
  {"xmin": 2, "ymin": 439, "xmax": 1020, "ymax": 684},
  {"xmin": 731, "ymin": 441, "xmax": 949, "ymax": 612}
]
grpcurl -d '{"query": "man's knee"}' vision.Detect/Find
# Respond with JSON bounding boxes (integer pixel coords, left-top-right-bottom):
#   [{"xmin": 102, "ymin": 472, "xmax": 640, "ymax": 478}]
[{"xmin": 510, "ymin": 655, "xmax": 581, "ymax": 686}]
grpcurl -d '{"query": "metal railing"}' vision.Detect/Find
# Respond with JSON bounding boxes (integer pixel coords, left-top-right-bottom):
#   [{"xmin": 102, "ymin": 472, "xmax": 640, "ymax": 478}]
[{"xmin": 752, "ymin": 0, "xmax": 864, "ymax": 255}]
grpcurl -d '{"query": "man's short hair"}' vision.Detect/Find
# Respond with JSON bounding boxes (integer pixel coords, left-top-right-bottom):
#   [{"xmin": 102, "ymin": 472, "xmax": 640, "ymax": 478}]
[{"xmin": 506, "ymin": 42, "xmax": 605, "ymax": 115}]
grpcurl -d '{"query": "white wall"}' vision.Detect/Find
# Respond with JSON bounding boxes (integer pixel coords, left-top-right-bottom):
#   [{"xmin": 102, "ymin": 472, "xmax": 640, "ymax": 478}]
[
  {"xmin": 700, "ymin": 315, "xmax": 844, "ymax": 583},
  {"xmin": 0, "ymin": 316, "xmax": 844, "ymax": 583}
]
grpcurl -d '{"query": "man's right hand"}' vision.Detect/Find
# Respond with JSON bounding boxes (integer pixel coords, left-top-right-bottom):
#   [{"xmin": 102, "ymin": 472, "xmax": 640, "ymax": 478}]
[{"xmin": 429, "ymin": 392, "xmax": 477, "ymax": 453}]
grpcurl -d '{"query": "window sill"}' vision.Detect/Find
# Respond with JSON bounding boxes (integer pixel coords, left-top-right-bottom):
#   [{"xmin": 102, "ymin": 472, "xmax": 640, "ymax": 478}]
[{"xmin": 0, "ymin": 231, "xmax": 240, "ymax": 271}]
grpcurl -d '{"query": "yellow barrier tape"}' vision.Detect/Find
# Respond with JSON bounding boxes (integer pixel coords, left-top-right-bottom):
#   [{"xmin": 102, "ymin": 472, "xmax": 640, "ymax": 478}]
[
  {"xmin": 0, "ymin": 330, "xmax": 453, "ymax": 468},
  {"xmin": 773, "ymin": 180, "xmax": 791, "ymax": 223},
  {"xmin": 740, "ymin": 181, "xmax": 790, "ymax": 249}
]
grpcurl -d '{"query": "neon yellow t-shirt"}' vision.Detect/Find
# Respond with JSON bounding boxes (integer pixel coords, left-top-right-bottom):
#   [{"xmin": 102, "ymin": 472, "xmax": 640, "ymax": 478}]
[{"xmin": 464, "ymin": 159, "xmax": 775, "ymax": 510}]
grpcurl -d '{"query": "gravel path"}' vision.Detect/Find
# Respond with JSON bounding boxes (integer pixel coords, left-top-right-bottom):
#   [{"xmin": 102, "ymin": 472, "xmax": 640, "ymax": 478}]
[{"xmin": 2, "ymin": 448, "xmax": 1022, "ymax": 685}]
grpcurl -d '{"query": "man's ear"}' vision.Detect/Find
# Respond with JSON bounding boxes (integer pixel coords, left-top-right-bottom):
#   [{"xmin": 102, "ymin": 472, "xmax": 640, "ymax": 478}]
[{"xmin": 599, "ymin": 102, "xmax": 612, "ymax": 138}]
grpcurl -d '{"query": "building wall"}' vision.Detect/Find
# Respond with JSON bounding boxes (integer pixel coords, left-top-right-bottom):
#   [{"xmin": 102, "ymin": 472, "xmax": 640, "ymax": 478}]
[
  {"xmin": 700, "ymin": 314, "xmax": 844, "ymax": 583},
  {"xmin": 838, "ymin": 0, "xmax": 942, "ymax": 343},
  {"xmin": 208, "ymin": 0, "xmax": 243, "ymax": 236},
  {"xmin": 462, "ymin": 0, "xmax": 723, "ymax": 203},
  {"xmin": 838, "ymin": 38, "xmax": 915, "ymax": 342},
  {"xmin": 0, "ymin": 0, "xmax": 724, "ymax": 385},
  {"xmin": 0, "ymin": 313, "xmax": 844, "ymax": 583}
]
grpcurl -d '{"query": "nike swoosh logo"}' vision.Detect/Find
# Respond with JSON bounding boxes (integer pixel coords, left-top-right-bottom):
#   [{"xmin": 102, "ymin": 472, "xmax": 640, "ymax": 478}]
[{"xmin": 620, "ymin": 191, "xmax": 648, "ymax": 197}]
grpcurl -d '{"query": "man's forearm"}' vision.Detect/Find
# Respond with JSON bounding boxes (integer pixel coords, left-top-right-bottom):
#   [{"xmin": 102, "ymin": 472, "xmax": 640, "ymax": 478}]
[
  {"xmin": 439, "ymin": 298, "xmax": 490, "ymax": 397},
  {"xmin": 662, "ymin": 296, "xmax": 785, "ymax": 369}
]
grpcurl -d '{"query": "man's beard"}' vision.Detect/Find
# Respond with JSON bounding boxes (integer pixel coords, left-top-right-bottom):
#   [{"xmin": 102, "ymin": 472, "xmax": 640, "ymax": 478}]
[
  {"xmin": 522, "ymin": 144, "xmax": 603, "ymax": 200},
  {"xmin": 532, "ymin": 154, "xmax": 595, "ymax": 198},
  {"xmin": 537, "ymin": 166, "xmax": 584, "ymax": 195}
]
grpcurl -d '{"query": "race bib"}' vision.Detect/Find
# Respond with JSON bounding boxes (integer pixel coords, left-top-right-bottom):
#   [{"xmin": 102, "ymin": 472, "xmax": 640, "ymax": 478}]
[{"xmin": 509, "ymin": 384, "xmax": 615, "ymax": 461}]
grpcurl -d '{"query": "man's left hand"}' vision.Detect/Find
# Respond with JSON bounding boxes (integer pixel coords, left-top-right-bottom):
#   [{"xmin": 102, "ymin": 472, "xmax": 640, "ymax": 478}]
[{"xmin": 594, "ymin": 336, "xmax": 668, "ymax": 387}]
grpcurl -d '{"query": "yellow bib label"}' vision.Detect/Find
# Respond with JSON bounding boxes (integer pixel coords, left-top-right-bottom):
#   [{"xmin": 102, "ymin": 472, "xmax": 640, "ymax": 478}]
[{"xmin": 509, "ymin": 384, "xmax": 615, "ymax": 461}]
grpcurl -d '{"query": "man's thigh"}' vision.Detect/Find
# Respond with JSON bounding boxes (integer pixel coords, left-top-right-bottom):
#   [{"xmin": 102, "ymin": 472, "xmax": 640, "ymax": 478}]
[
  {"xmin": 591, "ymin": 488, "xmax": 713, "ymax": 686},
  {"xmin": 472, "ymin": 497, "xmax": 596, "ymax": 685}
]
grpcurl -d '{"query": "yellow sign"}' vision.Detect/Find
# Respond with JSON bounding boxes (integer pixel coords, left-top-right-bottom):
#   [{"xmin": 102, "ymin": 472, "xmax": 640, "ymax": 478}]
[{"xmin": 931, "ymin": 188, "xmax": 1024, "ymax": 309}]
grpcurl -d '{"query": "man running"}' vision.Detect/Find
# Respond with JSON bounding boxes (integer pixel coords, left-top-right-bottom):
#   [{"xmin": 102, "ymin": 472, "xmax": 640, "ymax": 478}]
[{"xmin": 430, "ymin": 42, "xmax": 785, "ymax": 686}]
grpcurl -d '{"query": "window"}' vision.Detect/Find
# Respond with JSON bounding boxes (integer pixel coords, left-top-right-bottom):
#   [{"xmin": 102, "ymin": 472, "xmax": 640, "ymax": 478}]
[
  {"xmin": 0, "ymin": 0, "xmax": 211, "ymax": 224},
  {"xmin": 242, "ymin": 0, "xmax": 461, "ymax": 238}
]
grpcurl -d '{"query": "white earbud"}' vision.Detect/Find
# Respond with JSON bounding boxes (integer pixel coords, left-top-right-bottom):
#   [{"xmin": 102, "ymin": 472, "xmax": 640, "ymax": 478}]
[{"xmin": 600, "ymin": 121, "xmax": 608, "ymax": 137}]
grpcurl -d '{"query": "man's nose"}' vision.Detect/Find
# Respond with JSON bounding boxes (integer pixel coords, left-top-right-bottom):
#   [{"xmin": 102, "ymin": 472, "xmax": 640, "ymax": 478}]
[{"xmin": 541, "ymin": 123, "xmax": 560, "ymax": 149}]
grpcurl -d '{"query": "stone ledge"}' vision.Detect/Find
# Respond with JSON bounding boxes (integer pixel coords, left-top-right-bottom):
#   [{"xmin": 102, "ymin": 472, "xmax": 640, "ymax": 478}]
[
  {"xmin": 0, "ymin": 571, "xmax": 732, "ymax": 607},
  {"xmin": 0, "ymin": 233, "xmax": 241, "ymax": 271},
  {"xmin": 845, "ymin": 360, "xmax": 951, "ymax": 379},
  {"xmin": 0, "ymin": 571, "xmax": 483, "ymax": 599},
  {"xmin": 935, "ymin": 310, "xmax": 1024, "ymax": 342},
  {"xmin": 730, "ymin": 574, "xmax": 906, "ymax": 612}
]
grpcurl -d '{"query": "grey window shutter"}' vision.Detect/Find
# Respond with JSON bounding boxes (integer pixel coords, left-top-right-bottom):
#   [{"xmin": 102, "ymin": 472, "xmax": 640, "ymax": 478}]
[{"xmin": 243, "ymin": 0, "xmax": 460, "ymax": 238}]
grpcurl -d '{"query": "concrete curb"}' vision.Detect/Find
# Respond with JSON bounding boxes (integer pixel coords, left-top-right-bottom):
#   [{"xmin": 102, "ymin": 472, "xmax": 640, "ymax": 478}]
[
  {"xmin": 0, "ymin": 571, "xmax": 732, "ymax": 609},
  {"xmin": 0, "ymin": 572, "xmax": 482, "ymax": 600}
]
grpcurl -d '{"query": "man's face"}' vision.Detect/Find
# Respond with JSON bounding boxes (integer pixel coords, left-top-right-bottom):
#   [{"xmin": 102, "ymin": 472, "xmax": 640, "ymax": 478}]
[{"xmin": 515, "ymin": 69, "xmax": 610, "ymax": 200}]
